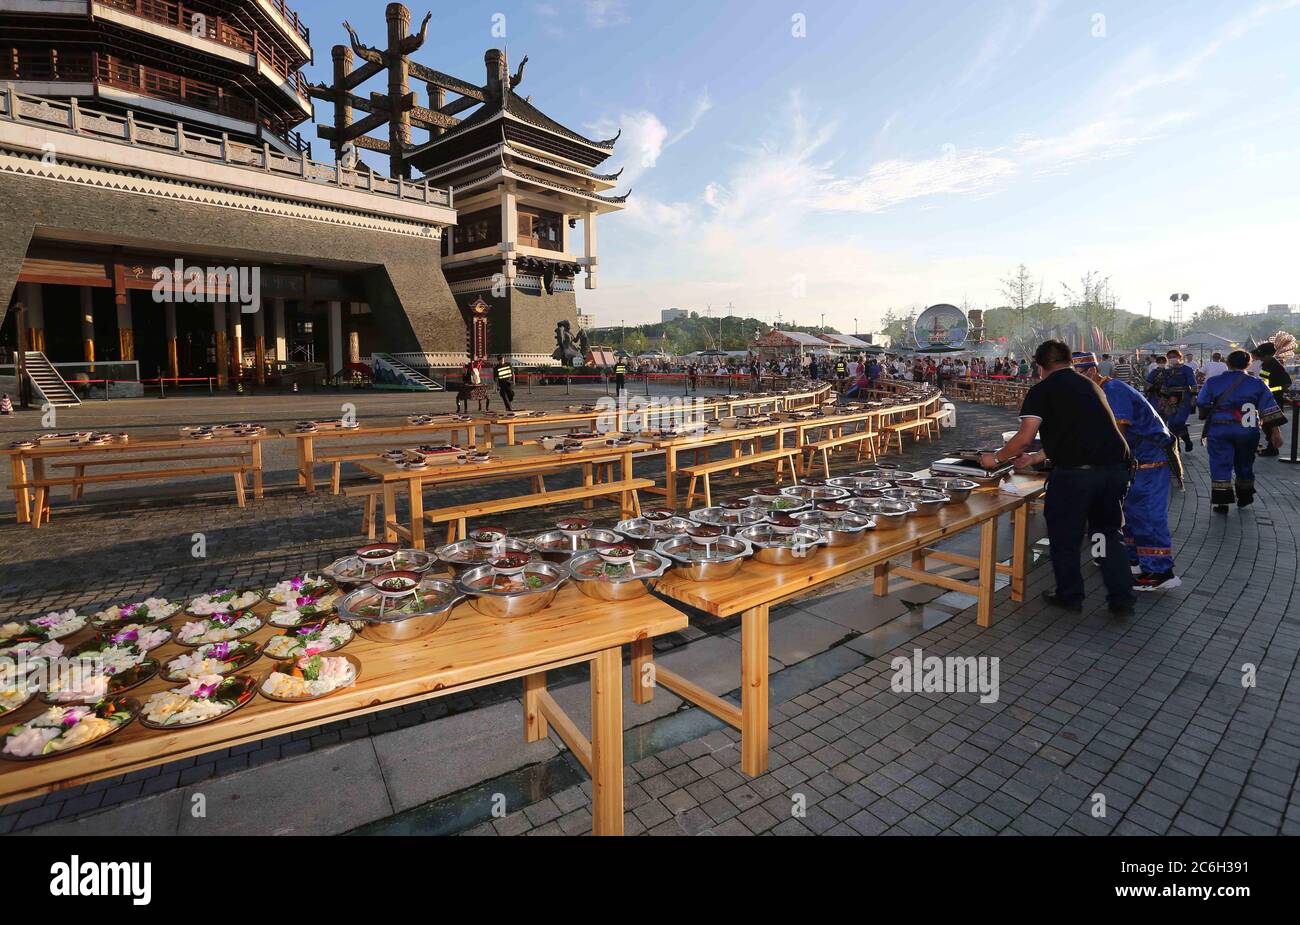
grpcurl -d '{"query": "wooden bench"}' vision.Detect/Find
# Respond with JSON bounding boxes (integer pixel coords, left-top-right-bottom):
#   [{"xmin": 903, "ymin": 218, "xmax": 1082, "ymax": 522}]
[
  {"xmin": 342, "ymin": 483, "xmax": 383, "ymax": 539},
  {"xmin": 680, "ymin": 447, "xmax": 800, "ymax": 509},
  {"xmin": 52, "ymin": 452, "xmax": 251, "ymax": 500},
  {"xmin": 880, "ymin": 417, "xmax": 934, "ymax": 454},
  {"xmin": 423, "ymin": 478, "xmax": 654, "ymax": 543},
  {"xmin": 17, "ymin": 464, "xmax": 250, "ymax": 528},
  {"xmin": 802, "ymin": 429, "xmax": 879, "ymax": 478}
]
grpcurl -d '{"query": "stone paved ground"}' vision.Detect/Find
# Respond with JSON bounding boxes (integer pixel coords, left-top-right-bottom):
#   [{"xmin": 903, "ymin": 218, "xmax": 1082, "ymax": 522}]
[{"xmin": 5, "ymin": 390, "xmax": 1297, "ymax": 836}]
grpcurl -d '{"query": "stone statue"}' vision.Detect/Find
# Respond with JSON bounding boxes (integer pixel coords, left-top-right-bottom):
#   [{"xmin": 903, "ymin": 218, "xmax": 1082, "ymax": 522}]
[{"xmin": 552, "ymin": 320, "xmax": 585, "ymax": 366}]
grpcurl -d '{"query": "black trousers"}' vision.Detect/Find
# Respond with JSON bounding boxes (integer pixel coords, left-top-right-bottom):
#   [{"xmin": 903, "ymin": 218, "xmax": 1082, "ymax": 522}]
[
  {"xmin": 498, "ymin": 384, "xmax": 515, "ymax": 408},
  {"xmin": 1044, "ymin": 464, "xmax": 1136, "ymax": 605}
]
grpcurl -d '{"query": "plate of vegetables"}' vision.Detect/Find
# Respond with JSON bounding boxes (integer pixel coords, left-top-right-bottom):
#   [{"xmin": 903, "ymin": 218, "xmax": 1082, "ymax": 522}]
[
  {"xmin": 139, "ymin": 675, "xmax": 257, "ymax": 729},
  {"xmin": 164, "ymin": 641, "xmax": 262, "ymax": 682},
  {"xmin": 259, "ymin": 654, "xmax": 360, "ymax": 703},
  {"xmin": 175, "ymin": 611, "xmax": 265, "ymax": 647},
  {"xmin": 1, "ymin": 699, "xmax": 139, "ymax": 760},
  {"xmin": 91, "ymin": 598, "xmax": 182, "ymax": 630},
  {"xmin": 261, "ymin": 621, "xmax": 355, "ymax": 661}
]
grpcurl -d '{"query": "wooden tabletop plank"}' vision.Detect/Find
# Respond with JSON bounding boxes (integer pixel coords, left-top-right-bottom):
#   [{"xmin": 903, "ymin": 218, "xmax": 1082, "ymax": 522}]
[
  {"xmin": 655, "ymin": 475, "xmax": 1046, "ymax": 617},
  {"xmin": 0, "ymin": 587, "xmax": 687, "ymax": 803},
  {"xmin": 1, "ymin": 434, "xmax": 269, "ymax": 459},
  {"xmin": 357, "ymin": 442, "xmax": 647, "ymax": 482}
]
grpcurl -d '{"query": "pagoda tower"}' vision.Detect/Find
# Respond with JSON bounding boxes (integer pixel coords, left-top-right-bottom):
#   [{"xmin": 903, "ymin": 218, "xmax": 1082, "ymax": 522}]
[
  {"xmin": 310, "ymin": 5, "xmax": 626, "ymax": 361},
  {"xmin": 1, "ymin": 0, "xmax": 315, "ymax": 156}
]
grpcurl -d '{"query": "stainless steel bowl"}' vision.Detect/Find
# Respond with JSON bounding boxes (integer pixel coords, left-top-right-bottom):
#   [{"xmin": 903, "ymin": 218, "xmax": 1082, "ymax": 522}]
[
  {"xmin": 567, "ymin": 550, "xmax": 671, "ymax": 601},
  {"xmin": 902, "ymin": 488, "xmax": 951, "ymax": 514},
  {"xmin": 615, "ymin": 516, "xmax": 695, "ymax": 549},
  {"xmin": 324, "ymin": 549, "xmax": 436, "ymax": 587},
  {"xmin": 735, "ymin": 525, "xmax": 827, "ymax": 564},
  {"xmin": 917, "ymin": 477, "xmax": 978, "ymax": 502},
  {"xmin": 436, "ymin": 537, "xmax": 537, "ymax": 576},
  {"xmin": 826, "ymin": 476, "xmax": 891, "ymax": 494},
  {"xmin": 456, "ymin": 561, "xmax": 568, "ymax": 618},
  {"xmin": 792, "ymin": 510, "xmax": 876, "ymax": 546},
  {"xmin": 688, "ymin": 506, "xmax": 768, "ymax": 532},
  {"xmin": 338, "ymin": 577, "xmax": 462, "ymax": 643},
  {"xmin": 847, "ymin": 498, "xmax": 915, "ymax": 527},
  {"xmin": 742, "ymin": 494, "xmax": 810, "ymax": 515},
  {"xmin": 779, "ymin": 484, "xmax": 851, "ymax": 502},
  {"xmin": 530, "ymin": 529, "xmax": 624, "ymax": 563},
  {"xmin": 655, "ymin": 534, "xmax": 752, "ymax": 581}
]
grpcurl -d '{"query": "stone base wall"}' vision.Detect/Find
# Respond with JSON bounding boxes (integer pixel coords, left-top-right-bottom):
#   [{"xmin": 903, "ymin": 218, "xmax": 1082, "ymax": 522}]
[{"xmin": 0, "ymin": 171, "xmax": 465, "ymax": 355}]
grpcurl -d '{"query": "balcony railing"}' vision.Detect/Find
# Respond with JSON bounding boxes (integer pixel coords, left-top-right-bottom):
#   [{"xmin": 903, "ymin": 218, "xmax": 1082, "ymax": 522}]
[
  {"xmin": 97, "ymin": 0, "xmax": 311, "ymax": 101},
  {"xmin": 5, "ymin": 48, "xmax": 308, "ymax": 153},
  {"xmin": 266, "ymin": 0, "xmax": 310, "ymax": 44},
  {"xmin": 0, "ymin": 87, "xmax": 453, "ymax": 210}
]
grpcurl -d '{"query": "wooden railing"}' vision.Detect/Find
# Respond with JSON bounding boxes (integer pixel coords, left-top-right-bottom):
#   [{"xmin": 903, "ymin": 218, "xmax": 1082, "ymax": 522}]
[
  {"xmin": 97, "ymin": 0, "xmax": 310, "ymax": 101},
  {"xmin": 266, "ymin": 0, "xmax": 310, "ymax": 43},
  {"xmin": 97, "ymin": 54, "xmax": 259, "ymax": 123}
]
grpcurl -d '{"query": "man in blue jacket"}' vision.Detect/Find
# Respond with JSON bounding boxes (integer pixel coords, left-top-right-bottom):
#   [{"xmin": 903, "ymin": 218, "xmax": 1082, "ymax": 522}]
[
  {"xmin": 1075, "ymin": 352, "xmax": 1180, "ymax": 592},
  {"xmin": 1197, "ymin": 350, "xmax": 1285, "ymax": 512},
  {"xmin": 1147, "ymin": 349, "xmax": 1198, "ymax": 452}
]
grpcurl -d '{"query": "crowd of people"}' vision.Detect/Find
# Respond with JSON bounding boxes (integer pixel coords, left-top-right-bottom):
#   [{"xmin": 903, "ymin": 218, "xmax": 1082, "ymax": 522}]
[{"xmin": 982, "ymin": 339, "xmax": 1290, "ymax": 614}]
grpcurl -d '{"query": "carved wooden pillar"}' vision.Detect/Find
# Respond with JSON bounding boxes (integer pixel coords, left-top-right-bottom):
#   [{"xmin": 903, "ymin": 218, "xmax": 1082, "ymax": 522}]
[{"xmin": 386, "ymin": 2, "xmax": 411, "ymax": 180}]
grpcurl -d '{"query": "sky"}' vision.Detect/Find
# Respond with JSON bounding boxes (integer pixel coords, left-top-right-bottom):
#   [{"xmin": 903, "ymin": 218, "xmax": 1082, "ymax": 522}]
[{"xmin": 300, "ymin": 0, "xmax": 1300, "ymax": 333}]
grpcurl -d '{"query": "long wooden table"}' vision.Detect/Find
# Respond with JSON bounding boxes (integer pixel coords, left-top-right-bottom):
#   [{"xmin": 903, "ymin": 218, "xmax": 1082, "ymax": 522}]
[
  {"xmin": 287, "ymin": 420, "xmax": 483, "ymax": 494},
  {"xmin": 644, "ymin": 473, "xmax": 1046, "ymax": 776},
  {"xmin": 0, "ymin": 588, "xmax": 687, "ymax": 835},
  {"xmin": 3, "ymin": 433, "xmax": 272, "ymax": 525},
  {"xmin": 356, "ymin": 441, "xmax": 646, "ymax": 549}
]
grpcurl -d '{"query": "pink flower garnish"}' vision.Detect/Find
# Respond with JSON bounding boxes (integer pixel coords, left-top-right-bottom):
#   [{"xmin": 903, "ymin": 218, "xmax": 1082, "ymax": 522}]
[
  {"xmin": 120, "ymin": 603, "xmax": 139, "ymax": 618},
  {"xmin": 61, "ymin": 712, "xmax": 83, "ymax": 728},
  {"xmin": 291, "ymin": 577, "xmax": 305, "ymax": 591},
  {"xmin": 111, "ymin": 629, "xmax": 138, "ymax": 645},
  {"xmin": 208, "ymin": 642, "xmax": 231, "ymax": 660},
  {"xmin": 295, "ymin": 595, "xmax": 318, "ymax": 609},
  {"xmin": 193, "ymin": 682, "xmax": 217, "ymax": 699}
]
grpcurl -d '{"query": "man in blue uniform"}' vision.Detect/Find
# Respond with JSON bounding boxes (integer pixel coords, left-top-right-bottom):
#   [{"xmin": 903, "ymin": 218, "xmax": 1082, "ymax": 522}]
[
  {"xmin": 1074, "ymin": 352, "xmax": 1180, "ymax": 592},
  {"xmin": 1197, "ymin": 350, "xmax": 1285, "ymax": 512},
  {"xmin": 1147, "ymin": 349, "xmax": 1198, "ymax": 452}
]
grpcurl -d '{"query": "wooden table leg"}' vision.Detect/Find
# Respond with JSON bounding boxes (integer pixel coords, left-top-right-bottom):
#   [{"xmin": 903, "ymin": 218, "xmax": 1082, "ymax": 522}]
[
  {"xmin": 873, "ymin": 561, "xmax": 890, "ymax": 596},
  {"xmin": 408, "ymin": 476, "xmax": 425, "ymax": 550},
  {"xmin": 523, "ymin": 671, "xmax": 549, "ymax": 741},
  {"xmin": 11, "ymin": 456, "xmax": 30, "ymax": 524},
  {"xmin": 740, "ymin": 603, "xmax": 769, "ymax": 777},
  {"xmin": 582, "ymin": 462, "xmax": 594, "ymax": 510},
  {"xmin": 303, "ymin": 436, "xmax": 316, "ymax": 494},
  {"xmin": 381, "ymin": 482, "xmax": 397, "ymax": 542},
  {"xmin": 1011, "ymin": 503, "xmax": 1029, "ymax": 602},
  {"xmin": 977, "ymin": 515, "xmax": 999, "ymax": 627},
  {"xmin": 664, "ymin": 447, "xmax": 678, "ymax": 509},
  {"xmin": 251, "ymin": 440, "xmax": 264, "ymax": 500},
  {"xmin": 590, "ymin": 647, "xmax": 624, "ymax": 836},
  {"xmin": 630, "ymin": 637, "xmax": 654, "ymax": 704}
]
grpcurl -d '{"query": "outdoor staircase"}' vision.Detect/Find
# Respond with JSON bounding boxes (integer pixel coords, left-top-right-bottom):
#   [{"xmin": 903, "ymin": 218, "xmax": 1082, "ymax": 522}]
[
  {"xmin": 371, "ymin": 353, "xmax": 444, "ymax": 391},
  {"xmin": 23, "ymin": 351, "xmax": 81, "ymax": 407}
]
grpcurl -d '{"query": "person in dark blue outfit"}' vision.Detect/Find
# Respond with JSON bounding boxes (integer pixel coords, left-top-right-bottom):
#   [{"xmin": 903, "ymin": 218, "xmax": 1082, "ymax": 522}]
[
  {"xmin": 1196, "ymin": 350, "xmax": 1285, "ymax": 512},
  {"xmin": 982, "ymin": 340, "xmax": 1136, "ymax": 615},
  {"xmin": 1147, "ymin": 349, "xmax": 1198, "ymax": 452},
  {"xmin": 1074, "ymin": 352, "xmax": 1180, "ymax": 592}
]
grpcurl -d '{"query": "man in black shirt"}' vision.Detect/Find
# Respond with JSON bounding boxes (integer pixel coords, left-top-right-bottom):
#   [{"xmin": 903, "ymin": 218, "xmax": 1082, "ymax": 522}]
[
  {"xmin": 981, "ymin": 340, "xmax": 1136, "ymax": 615},
  {"xmin": 1251, "ymin": 342, "xmax": 1292, "ymax": 456}
]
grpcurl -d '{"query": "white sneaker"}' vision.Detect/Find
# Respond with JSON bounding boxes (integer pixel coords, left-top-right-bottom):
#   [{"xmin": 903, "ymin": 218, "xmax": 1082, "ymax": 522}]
[{"xmin": 1133, "ymin": 572, "xmax": 1181, "ymax": 592}]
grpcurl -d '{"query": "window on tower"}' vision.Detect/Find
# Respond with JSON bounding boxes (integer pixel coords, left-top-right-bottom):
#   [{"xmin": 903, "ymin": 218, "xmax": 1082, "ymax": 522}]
[{"xmin": 517, "ymin": 207, "xmax": 563, "ymax": 252}]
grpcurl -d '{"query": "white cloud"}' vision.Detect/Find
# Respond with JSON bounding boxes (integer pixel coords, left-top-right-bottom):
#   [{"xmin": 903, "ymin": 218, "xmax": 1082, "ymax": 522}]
[
  {"xmin": 585, "ymin": 0, "xmax": 630, "ymax": 28},
  {"xmin": 589, "ymin": 91, "xmax": 712, "ymax": 186}
]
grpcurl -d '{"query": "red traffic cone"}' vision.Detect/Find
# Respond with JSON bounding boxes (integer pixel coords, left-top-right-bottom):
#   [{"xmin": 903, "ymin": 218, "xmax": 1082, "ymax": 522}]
[{"xmin": 0, "ymin": 393, "xmax": 12, "ymax": 414}]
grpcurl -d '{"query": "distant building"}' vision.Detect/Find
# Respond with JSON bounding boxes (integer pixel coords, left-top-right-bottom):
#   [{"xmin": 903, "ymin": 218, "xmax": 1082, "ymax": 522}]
[
  {"xmin": 1266, "ymin": 304, "xmax": 1297, "ymax": 315},
  {"xmin": 661, "ymin": 308, "xmax": 689, "ymax": 323},
  {"xmin": 577, "ymin": 312, "xmax": 596, "ymax": 331}
]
